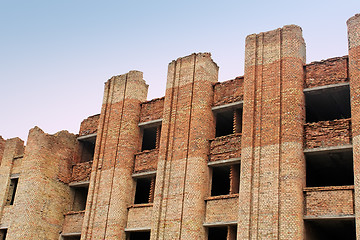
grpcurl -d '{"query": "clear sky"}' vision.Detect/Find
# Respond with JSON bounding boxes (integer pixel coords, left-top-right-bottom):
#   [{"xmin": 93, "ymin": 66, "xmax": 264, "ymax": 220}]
[{"xmin": 1, "ymin": 0, "xmax": 359, "ymax": 142}]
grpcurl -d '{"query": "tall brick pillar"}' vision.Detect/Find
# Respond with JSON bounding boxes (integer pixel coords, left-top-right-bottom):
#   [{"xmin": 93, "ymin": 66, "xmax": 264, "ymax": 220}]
[
  {"xmin": 151, "ymin": 53, "xmax": 218, "ymax": 239},
  {"xmin": 238, "ymin": 26, "xmax": 306, "ymax": 239},
  {"xmin": 81, "ymin": 71, "xmax": 148, "ymax": 239},
  {"xmin": 347, "ymin": 13, "xmax": 360, "ymax": 238}
]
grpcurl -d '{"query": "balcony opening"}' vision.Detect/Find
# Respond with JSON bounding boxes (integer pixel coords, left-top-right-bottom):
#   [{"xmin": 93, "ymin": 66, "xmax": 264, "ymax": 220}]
[
  {"xmin": 78, "ymin": 135, "xmax": 96, "ymax": 163},
  {"xmin": 305, "ymin": 218, "xmax": 355, "ymax": 240},
  {"xmin": 6, "ymin": 177, "xmax": 18, "ymax": 205},
  {"xmin": 141, "ymin": 125, "xmax": 161, "ymax": 151},
  {"xmin": 0, "ymin": 229, "xmax": 7, "ymax": 240},
  {"xmin": 128, "ymin": 231, "xmax": 150, "ymax": 240},
  {"xmin": 134, "ymin": 176, "xmax": 155, "ymax": 204},
  {"xmin": 211, "ymin": 164, "xmax": 240, "ymax": 196},
  {"xmin": 72, "ymin": 186, "xmax": 88, "ymax": 211},
  {"xmin": 208, "ymin": 225, "xmax": 237, "ymax": 240},
  {"xmin": 306, "ymin": 149, "xmax": 353, "ymax": 187},
  {"xmin": 305, "ymin": 84, "xmax": 351, "ymax": 123},
  {"xmin": 215, "ymin": 108, "xmax": 242, "ymax": 138}
]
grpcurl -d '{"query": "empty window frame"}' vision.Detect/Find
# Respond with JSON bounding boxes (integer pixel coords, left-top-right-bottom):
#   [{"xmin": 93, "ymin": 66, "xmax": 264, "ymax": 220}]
[
  {"xmin": 78, "ymin": 136, "xmax": 96, "ymax": 163},
  {"xmin": 134, "ymin": 176, "xmax": 156, "ymax": 204},
  {"xmin": 62, "ymin": 235, "xmax": 81, "ymax": 240},
  {"xmin": 71, "ymin": 186, "xmax": 88, "ymax": 211},
  {"xmin": 215, "ymin": 108, "xmax": 242, "ymax": 138},
  {"xmin": 6, "ymin": 177, "xmax": 18, "ymax": 206},
  {"xmin": 127, "ymin": 231, "xmax": 150, "ymax": 240},
  {"xmin": 141, "ymin": 125, "xmax": 161, "ymax": 151},
  {"xmin": 0, "ymin": 228, "xmax": 7, "ymax": 240},
  {"xmin": 305, "ymin": 218, "xmax": 355, "ymax": 240},
  {"xmin": 211, "ymin": 164, "xmax": 240, "ymax": 196},
  {"xmin": 306, "ymin": 149, "xmax": 353, "ymax": 187},
  {"xmin": 208, "ymin": 225, "xmax": 237, "ymax": 240},
  {"xmin": 305, "ymin": 84, "xmax": 351, "ymax": 123}
]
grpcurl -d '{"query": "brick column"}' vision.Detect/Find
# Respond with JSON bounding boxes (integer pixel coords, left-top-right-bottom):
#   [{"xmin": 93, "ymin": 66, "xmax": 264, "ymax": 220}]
[
  {"xmin": 151, "ymin": 53, "xmax": 218, "ymax": 239},
  {"xmin": 238, "ymin": 26, "xmax": 306, "ymax": 239},
  {"xmin": 347, "ymin": 13, "xmax": 360, "ymax": 238},
  {"xmin": 81, "ymin": 71, "xmax": 148, "ymax": 239}
]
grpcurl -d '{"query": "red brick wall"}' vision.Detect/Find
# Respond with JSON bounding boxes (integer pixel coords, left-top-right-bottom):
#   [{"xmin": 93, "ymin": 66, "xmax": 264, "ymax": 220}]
[
  {"xmin": 213, "ymin": 77, "xmax": 244, "ymax": 106},
  {"xmin": 304, "ymin": 118, "xmax": 352, "ymax": 149},
  {"xmin": 79, "ymin": 114, "xmax": 100, "ymax": 136},
  {"xmin": 0, "ymin": 136, "xmax": 6, "ymax": 165},
  {"xmin": 304, "ymin": 186, "xmax": 354, "ymax": 217},
  {"xmin": 71, "ymin": 161, "xmax": 93, "ymax": 182},
  {"xmin": 209, "ymin": 133, "xmax": 241, "ymax": 162},
  {"xmin": 134, "ymin": 149, "xmax": 158, "ymax": 173},
  {"xmin": 139, "ymin": 97, "xmax": 164, "ymax": 122},
  {"xmin": 205, "ymin": 195, "xmax": 239, "ymax": 223},
  {"xmin": 62, "ymin": 211, "xmax": 85, "ymax": 234},
  {"xmin": 305, "ymin": 56, "xmax": 348, "ymax": 88}
]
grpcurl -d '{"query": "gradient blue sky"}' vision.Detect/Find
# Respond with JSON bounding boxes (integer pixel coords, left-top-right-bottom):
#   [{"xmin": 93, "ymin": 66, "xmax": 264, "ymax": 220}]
[{"xmin": 1, "ymin": 0, "xmax": 359, "ymax": 142}]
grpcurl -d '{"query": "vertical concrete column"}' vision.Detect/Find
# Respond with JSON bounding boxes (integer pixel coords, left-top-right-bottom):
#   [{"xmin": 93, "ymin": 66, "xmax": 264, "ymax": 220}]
[
  {"xmin": 347, "ymin": 13, "xmax": 360, "ymax": 238},
  {"xmin": 8, "ymin": 127, "xmax": 77, "ymax": 239},
  {"xmin": 151, "ymin": 53, "xmax": 218, "ymax": 240},
  {"xmin": 239, "ymin": 26, "xmax": 306, "ymax": 240},
  {"xmin": 82, "ymin": 71, "xmax": 148, "ymax": 239}
]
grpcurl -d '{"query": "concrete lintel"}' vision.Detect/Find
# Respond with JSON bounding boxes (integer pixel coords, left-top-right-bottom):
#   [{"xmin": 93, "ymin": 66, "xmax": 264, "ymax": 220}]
[
  {"xmin": 303, "ymin": 82, "xmax": 349, "ymax": 93},
  {"xmin": 132, "ymin": 170, "xmax": 157, "ymax": 179},
  {"xmin": 77, "ymin": 133, "xmax": 97, "ymax": 142},
  {"xmin": 0, "ymin": 224, "xmax": 9, "ymax": 229},
  {"xmin": 10, "ymin": 173, "xmax": 20, "ymax": 179},
  {"xmin": 212, "ymin": 101, "xmax": 243, "ymax": 113},
  {"xmin": 304, "ymin": 144, "xmax": 353, "ymax": 154},
  {"xmin": 203, "ymin": 221, "xmax": 237, "ymax": 227},
  {"xmin": 125, "ymin": 227, "xmax": 151, "ymax": 232},
  {"xmin": 208, "ymin": 158, "xmax": 241, "ymax": 167},
  {"xmin": 61, "ymin": 232, "xmax": 81, "ymax": 237},
  {"xmin": 138, "ymin": 119, "xmax": 162, "ymax": 128},
  {"xmin": 303, "ymin": 215, "xmax": 355, "ymax": 220},
  {"xmin": 69, "ymin": 180, "xmax": 90, "ymax": 188}
]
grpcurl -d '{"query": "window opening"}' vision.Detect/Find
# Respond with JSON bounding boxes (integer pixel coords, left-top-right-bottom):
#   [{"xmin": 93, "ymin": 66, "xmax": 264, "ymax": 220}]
[
  {"xmin": 0, "ymin": 229, "xmax": 7, "ymax": 240},
  {"xmin": 141, "ymin": 125, "xmax": 161, "ymax": 151},
  {"xmin": 211, "ymin": 164, "xmax": 240, "ymax": 196},
  {"xmin": 72, "ymin": 186, "xmax": 88, "ymax": 211},
  {"xmin": 208, "ymin": 225, "xmax": 237, "ymax": 240},
  {"xmin": 305, "ymin": 218, "xmax": 355, "ymax": 240},
  {"xmin": 134, "ymin": 177, "xmax": 155, "ymax": 204},
  {"xmin": 6, "ymin": 177, "xmax": 18, "ymax": 205},
  {"xmin": 215, "ymin": 109, "xmax": 242, "ymax": 138}
]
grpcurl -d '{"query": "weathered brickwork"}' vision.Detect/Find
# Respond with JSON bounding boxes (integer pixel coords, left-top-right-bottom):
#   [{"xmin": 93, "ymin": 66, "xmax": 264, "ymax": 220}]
[
  {"xmin": 1, "ymin": 13, "xmax": 360, "ymax": 240},
  {"xmin": 134, "ymin": 149, "xmax": 158, "ymax": 173},
  {"xmin": 71, "ymin": 161, "xmax": 93, "ymax": 182},
  {"xmin": 209, "ymin": 133, "xmax": 241, "ymax": 161},
  {"xmin": 140, "ymin": 97, "xmax": 165, "ymax": 122},
  {"xmin": 79, "ymin": 114, "xmax": 100, "ymax": 136},
  {"xmin": 304, "ymin": 118, "xmax": 352, "ymax": 149},
  {"xmin": 305, "ymin": 56, "xmax": 349, "ymax": 88},
  {"xmin": 213, "ymin": 76, "xmax": 244, "ymax": 106}
]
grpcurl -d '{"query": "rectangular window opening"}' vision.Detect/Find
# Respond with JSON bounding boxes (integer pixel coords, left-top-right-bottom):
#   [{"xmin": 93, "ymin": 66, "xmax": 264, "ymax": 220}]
[
  {"xmin": 127, "ymin": 231, "xmax": 150, "ymax": 240},
  {"xmin": 6, "ymin": 177, "xmax": 18, "ymax": 206},
  {"xmin": 0, "ymin": 228, "xmax": 7, "ymax": 240},
  {"xmin": 211, "ymin": 164, "xmax": 240, "ymax": 196},
  {"xmin": 141, "ymin": 125, "xmax": 161, "ymax": 151},
  {"xmin": 305, "ymin": 218, "xmax": 355, "ymax": 240},
  {"xmin": 62, "ymin": 236, "xmax": 81, "ymax": 240},
  {"xmin": 72, "ymin": 186, "xmax": 88, "ymax": 211},
  {"xmin": 306, "ymin": 149, "xmax": 353, "ymax": 187},
  {"xmin": 80, "ymin": 140, "xmax": 95, "ymax": 163},
  {"xmin": 134, "ymin": 177, "xmax": 155, "ymax": 204},
  {"xmin": 215, "ymin": 108, "xmax": 242, "ymax": 138},
  {"xmin": 208, "ymin": 225, "xmax": 237, "ymax": 240}
]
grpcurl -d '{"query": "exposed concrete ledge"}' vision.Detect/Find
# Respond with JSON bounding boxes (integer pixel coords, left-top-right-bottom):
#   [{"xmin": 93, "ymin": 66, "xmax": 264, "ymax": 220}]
[
  {"xmin": 132, "ymin": 170, "xmax": 156, "ymax": 178},
  {"xmin": 77, "ymin": 133, "xmax": 97, "ymax": 142},
  {"xmin": 203, "ymin": 221, "xmax": 237, "ymax": 227},
  {"xmin": 10, "ymin": 173, "xmax": 20, "ymax": 179},
  {"xmin": 0, "ymin": 224, "xmax": 9, "ymax": 229},
  {"xmin": 61, "ymin": 232, "xmax": 81, "ymax": 236},
  {"xmin": 69, "ymin": 180, "xmax": 90, "ymax": 188},
  {"xmin": 303, "ymin": 215, "xmax": 355, "ymax": 220},
  {"xmin": 212, "ymin": 101, "xmax": 243, "ymax": 113},
  {"xmin": 125, "ymin": 227, "xmax": 151, "ymax": 232},
  {"xmin": 304, "ymin": 144, "xmax": 353, "ymax": 154},
  {"xmin": 138, "ymin": 119, "xmax": 162, "ymax": 128},
  {"xmin": 208, "ymin": 158, "xmax": 241, "ymax": 167},
  {"xmin": 303, "ymin": 82, "xmax": 349, "ymax": 92}
]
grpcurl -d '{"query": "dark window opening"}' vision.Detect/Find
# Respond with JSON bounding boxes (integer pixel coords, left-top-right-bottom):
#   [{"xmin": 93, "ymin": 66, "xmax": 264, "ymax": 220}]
[
  {"xmin": 80, "ymin": 140, "xmax": 95, "ymax": 163},
  {"xmin": 208, "ymin": 225, "xmax": 237, "ymax": 240},
  {"xmin": 211, "ymin": 164, "xmax": 240, "ymax": 196},
  {"xmin": 215, "ymin": 109, "xmax": 242, "ymax": 138},
  {"xmin": 0, "ymin": 229, "xmax": 7, "ymax": 240},
  {"xmin": 128, "ymin": 231, "xmax": 150, "ymax": 240},
  {"xmin": 72, "ymin": 186, "xmax": 88, "ymax": 211},
  {"xmin": 305, "ymin": 218, "xmax": 355, "ymax": 240},
  {"xmin": 62, "ymin": 236, "xmax": 81, "ymax": 240},
  {"xmin": 6, "ymin": 178, "xmax": 18, "ymax": 205},
  {"xmin": 134, "ymin": 177, "xmax": 155, "ymax": 204},
  {"xmin": 141, "ymin": 126, "xmax": 161, "ymax": 151},
  {"xmin": 305, "ymin": 85, "xmax": 351, "ymax": 123},
  {"xmin": 306, "ymin": 149, "xmax": 353, "ymax": 187}
]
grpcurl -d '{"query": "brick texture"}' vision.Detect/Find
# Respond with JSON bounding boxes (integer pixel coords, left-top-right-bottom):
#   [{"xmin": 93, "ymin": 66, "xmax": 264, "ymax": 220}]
[
  {"xmin": 204, "ymin": 195, "xmax": 239, "ymax": 223},
  {"xmin": 209, "ymin": 133, "xmax": 241, "ymax": 162},
  {"xmin": 63, "ymin": 211, "xmax": 85, "ymax": 234},
  {"xmin": 140, "ymin": 97, "xmax": 165, "ymax": 123},
  {"xmin": 213, "ymin": 76, "xmax": 244, "ymax": 106},
  {"xmin": 71, "ymin": 161, "xmax": 93, "ymax": 182},
  {"xmin": 79, "ymin": 114, "xmax": 100, "ymax": 136},
  {"xmin": 134, "ymin": 149, "xmax": 158, "ymax": 173}
]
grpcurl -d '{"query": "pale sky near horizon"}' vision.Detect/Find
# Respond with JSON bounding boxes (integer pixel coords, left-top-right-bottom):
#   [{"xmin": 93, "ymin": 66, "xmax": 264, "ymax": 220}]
[{"xmin": 1, "ymin": 0, "xmax": 359, "ymax": 142}]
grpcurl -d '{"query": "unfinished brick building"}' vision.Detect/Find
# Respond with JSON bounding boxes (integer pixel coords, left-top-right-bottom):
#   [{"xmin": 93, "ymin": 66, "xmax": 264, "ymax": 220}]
[{"xmin": 0, "ymin": 13, "xmax": 360, "ymax": 240}]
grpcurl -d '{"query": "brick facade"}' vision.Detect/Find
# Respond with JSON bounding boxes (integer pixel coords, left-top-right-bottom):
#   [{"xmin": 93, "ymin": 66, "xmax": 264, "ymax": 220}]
[{"xmin": 0, "ymin": 13, "xmax": 359, "ymax": 240}]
